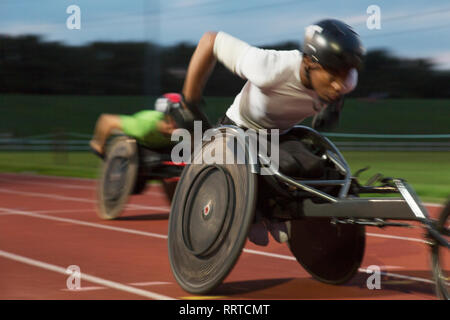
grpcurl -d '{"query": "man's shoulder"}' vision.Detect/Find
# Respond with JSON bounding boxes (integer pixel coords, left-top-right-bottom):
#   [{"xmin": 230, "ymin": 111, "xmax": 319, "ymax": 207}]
[
  {"xmin": 277, "ymin": 49, "xmax": 302, "ymax": 60},
  {"xmin": 272, "ymin": 49, "xmax": 303, "ymax": 73}
]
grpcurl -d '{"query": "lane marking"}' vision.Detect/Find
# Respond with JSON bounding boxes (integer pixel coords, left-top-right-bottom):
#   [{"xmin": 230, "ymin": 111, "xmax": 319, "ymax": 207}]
[
  {"xmin": 1, "ymin": 206, "xmax": 437, "ymax": 287},
  {"xmin": 181, "ymin": 296, "xmax": 226, "ymax": 300},
  {"xmin": 0, "ymin": 177, "xmax": 167, "ymax": 197},
  {"xmin": 128, "ymin": 281, "xmax": 171, "ymax": 287},
  {"xmin": 0, "ymin": 207, "xmax": 168, "ymax": 239},
  {"xmin": 35, "ymin": 209, "xmax": 103, "ymax": 214},
  {"xmin": 60, "ymin": 281, "xmax": 172, "ymax": 291},
  {"xmin": 424, "ymin": 202, "xmax": 445, "ymax": 208},
  {"xmin": 0, "ymin": 212, "xmax": 15, "ymax": 216},
  {"xmin": 0, "ymin": 249, "xmax": 175, "ymax": 300},
  {"xmin": 32, "ymin": 208, "xmax": 153, "ymax": 214},
  {"xmin": 366, "ymin": 232, "xmax": 428, "ymax": 244},
  {"xmin": 0, "ymin": 188, "xmax": 170, "ymax": 212},
  {"xmin": 243, "ymin": 248, "xmax": 295, "ymax": 261},
  {"xmin": 359, "ymin": 268, "xmax": 434, "ymax": 284},
  {"xmin": 61, "ymin": 286, "xmax": 107, "ymax": 292}
]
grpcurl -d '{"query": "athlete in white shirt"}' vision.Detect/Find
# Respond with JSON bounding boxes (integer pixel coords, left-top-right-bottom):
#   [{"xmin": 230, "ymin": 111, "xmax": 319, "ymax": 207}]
[
  {"xmin": 182, "ymin": 19, "xmax": 363, "ymax": 132},
  {"xmin": 180, "ymin": 19, "xmax": 365, "ymax": 245}
]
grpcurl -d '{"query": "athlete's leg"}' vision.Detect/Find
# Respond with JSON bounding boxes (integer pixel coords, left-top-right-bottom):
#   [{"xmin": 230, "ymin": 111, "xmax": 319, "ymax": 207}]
[
  {"xmin": 278, "ymin": 135, "xmax": 326, "ymax": 179},
  {"xmin": 90, "ymin": 114, "xmax": 122, "ymax": 155}
]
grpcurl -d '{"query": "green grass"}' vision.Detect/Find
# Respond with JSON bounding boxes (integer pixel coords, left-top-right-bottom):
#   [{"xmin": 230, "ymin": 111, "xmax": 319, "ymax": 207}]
[
  {"xmin": 0, "ymin": 151, "xmax": 448, "ymax": 203},
  {"xmin": 342, "ymin": 151, "xmax": 450, "ymax": 204},
  {"xmin": 0, "ymin": 152, "xmax": 101, "ymax": 178},
  {"xmin": 1, "ymin": 94, "xmax": 449, "ymax": 137}
]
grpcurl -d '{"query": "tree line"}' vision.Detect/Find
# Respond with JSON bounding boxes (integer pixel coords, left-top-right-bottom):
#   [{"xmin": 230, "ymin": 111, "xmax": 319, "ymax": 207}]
[{"xmin": 1, "ymin": 34, "xmax": 449, "ymax": 98}]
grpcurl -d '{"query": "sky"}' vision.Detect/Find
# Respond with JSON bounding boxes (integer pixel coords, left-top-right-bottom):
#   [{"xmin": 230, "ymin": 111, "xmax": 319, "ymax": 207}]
[{"xmin": 1, "ymin": 0, "xmax": 450, "ymax": 69}]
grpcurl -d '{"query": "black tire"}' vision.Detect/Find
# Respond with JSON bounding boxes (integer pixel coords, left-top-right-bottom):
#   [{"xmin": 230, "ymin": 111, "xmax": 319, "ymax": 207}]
[
  {"xmin": 168, "ymin": 132, "xmax": 257, "ymax": 294},
  {"xmin": 96, "ymin": 136, "xmax": 139, "ymax": 220},
  {"xmin": 431, "ymin": 200, "xmax": 450, "ymax": 300},
  {"xmin": 288, "ymin": 218, "xmax": 365, "ymax": 285}
]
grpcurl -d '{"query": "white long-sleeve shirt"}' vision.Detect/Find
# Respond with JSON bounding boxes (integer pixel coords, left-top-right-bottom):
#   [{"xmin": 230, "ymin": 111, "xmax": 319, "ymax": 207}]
[{"xmin": 213, "ymin": 31, "xmax": 356, "ymax": 132}]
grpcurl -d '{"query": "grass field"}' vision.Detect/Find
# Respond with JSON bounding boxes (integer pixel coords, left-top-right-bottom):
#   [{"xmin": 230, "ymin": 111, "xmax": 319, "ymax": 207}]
[
  {"xmin": 1, "ymin": 94, "xmax": 450, "ymax": 137},
  {"xmin": 0, "ymin": 151, "xmax": 448, "ymax": 204}
]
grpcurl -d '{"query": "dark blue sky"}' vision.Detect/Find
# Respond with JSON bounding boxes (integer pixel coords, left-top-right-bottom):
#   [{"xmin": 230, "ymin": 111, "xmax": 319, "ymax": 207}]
[{"xmin": 1, "ymin": 0, "xmax": 450, "ymax": 69}]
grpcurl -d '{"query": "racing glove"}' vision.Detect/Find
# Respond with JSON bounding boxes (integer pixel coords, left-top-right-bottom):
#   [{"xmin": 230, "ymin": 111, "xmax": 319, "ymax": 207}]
[{"xmin": 312, "ymin": 96, "xmax": 345, "ymax": 131}]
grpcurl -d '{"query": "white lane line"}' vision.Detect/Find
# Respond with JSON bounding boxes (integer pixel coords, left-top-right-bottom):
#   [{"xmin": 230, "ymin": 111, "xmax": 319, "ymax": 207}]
[
  {"xmin": 34, "ymin": 209, "xmax": 101, "ymax": 214},
  {"xmin": 0, "ymin": 207, "xmax": 168, "ymax": 240},
  {"xmin": 61, "ymin": 281, "xmax": 172, "ymax": 291},
  {"xmin": 423, "ymin": 202, "xmax": 445, "ymax": 208},
  {"xmin": 0, "ymin": 208, "xmax": 155, "ymax": 216},
  {"xmin": 1, "ymin": 206, "xmax": 437, "ymax": 287},
  {"xmin": 32, "ymin": 208, "xmax": 154, "ymax": 214},
  {"xmin": 61, "ymin": 286, "xmax": 107, "ymax": 292},
  {"xmin": 0, "ymin": 188, "xmax": 170, "ymax": 212},
  {"xmin": 128, "ymin": 281, "xmax": 172, "ymax": 287},
  {"xmin": 0, "ymin": 177, "xmax": 167, "ymax": 198},
  {"xmin": 366, "ymin": 232, "xmax": 428, "ymax": 244},
  {"xmin": 242, "ymin": 248, "xmax": 296, "ymax": 261},
  {"xmin": 359, "ymin": 268, "xmax": 434, "ymax": 284},
  {"xmin": 0, "ymin": 249, "xmax": 175, "ymax": 300}
]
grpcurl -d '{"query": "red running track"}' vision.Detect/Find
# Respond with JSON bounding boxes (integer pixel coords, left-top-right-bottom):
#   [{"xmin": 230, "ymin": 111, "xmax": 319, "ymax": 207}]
[{"xmin": 0, "ymin": 172, "xmax": 446, "ymax": 300}]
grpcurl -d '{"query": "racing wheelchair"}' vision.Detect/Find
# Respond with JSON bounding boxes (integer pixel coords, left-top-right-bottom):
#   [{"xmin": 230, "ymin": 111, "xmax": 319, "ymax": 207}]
[
  {"xmin": 94, "ymin": 92, "xmax": 200, "ymax": 220},
  {"xmin": 167, "ymin": 124, "xmax": 450, "ymax": 299},
  {"xmin": 95, "ymin": 135, "xmax": 183, "ymax": 220}
]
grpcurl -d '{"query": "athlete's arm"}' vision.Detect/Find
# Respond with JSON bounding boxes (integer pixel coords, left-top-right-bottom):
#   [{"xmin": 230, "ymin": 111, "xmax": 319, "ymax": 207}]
[
  {"xmin": 182, "ymin": 31, "xmax": 218, "ymax": 104},
  {"xmin": 183, "ymin": 31, "xmax": 295, "ymax": 103}
]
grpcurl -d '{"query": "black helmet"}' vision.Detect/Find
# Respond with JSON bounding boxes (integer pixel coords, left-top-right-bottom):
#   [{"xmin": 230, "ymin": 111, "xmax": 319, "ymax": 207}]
[{"xmin": 302, "ymin": 19, "xmax": 365, "ymax": 72}]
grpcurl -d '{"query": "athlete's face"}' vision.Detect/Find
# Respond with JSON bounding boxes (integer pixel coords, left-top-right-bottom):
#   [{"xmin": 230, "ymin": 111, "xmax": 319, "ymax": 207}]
[{"xmin": 303, "ymin": 57, "xmax": 351, "ymax": 102}]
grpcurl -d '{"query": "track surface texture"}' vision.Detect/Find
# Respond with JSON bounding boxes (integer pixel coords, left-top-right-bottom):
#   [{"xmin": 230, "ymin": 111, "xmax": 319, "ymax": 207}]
[{"xmin": 0, "ymin": 172, "xmax": 447, "ymax": 300}]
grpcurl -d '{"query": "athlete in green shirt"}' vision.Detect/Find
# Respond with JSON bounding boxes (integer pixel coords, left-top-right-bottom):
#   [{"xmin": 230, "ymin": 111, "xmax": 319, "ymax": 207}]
[{"xmin": 90, "ymin": 93, "xmax": 191, "ymax": 156}]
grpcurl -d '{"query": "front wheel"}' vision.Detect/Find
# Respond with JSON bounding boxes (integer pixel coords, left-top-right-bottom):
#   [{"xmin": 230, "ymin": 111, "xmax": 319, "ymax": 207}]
[
  {"xmin": 96, "ymin": 136, "xmax": 139, "ymax": 220},
  {"xmin": 431, "ymin": 200, "xmax": 450, "ymax": 300}
]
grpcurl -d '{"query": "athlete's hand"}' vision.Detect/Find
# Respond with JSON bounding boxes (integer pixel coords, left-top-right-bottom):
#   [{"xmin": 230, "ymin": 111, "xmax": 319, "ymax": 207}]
[{"xmin": 312, "ymin": 96, "xmax": 345, "ymax": 131}]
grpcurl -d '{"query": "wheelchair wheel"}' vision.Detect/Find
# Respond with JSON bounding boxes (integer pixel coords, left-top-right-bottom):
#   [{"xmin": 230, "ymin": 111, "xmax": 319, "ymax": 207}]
[
  {"xmin": 96, "ymin": 136, "xmax": 139, "ymax": 220},
  {"xmin": 431, "ymin": 200, "xmax": 450, "ymax": 300},
  {"xmin": 288, "ymin": 217, "xmax": 365, "ymax": 285},
  {"xmin": 168, "ymin": 130, "xmax": 257, "ymax": 294}
]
